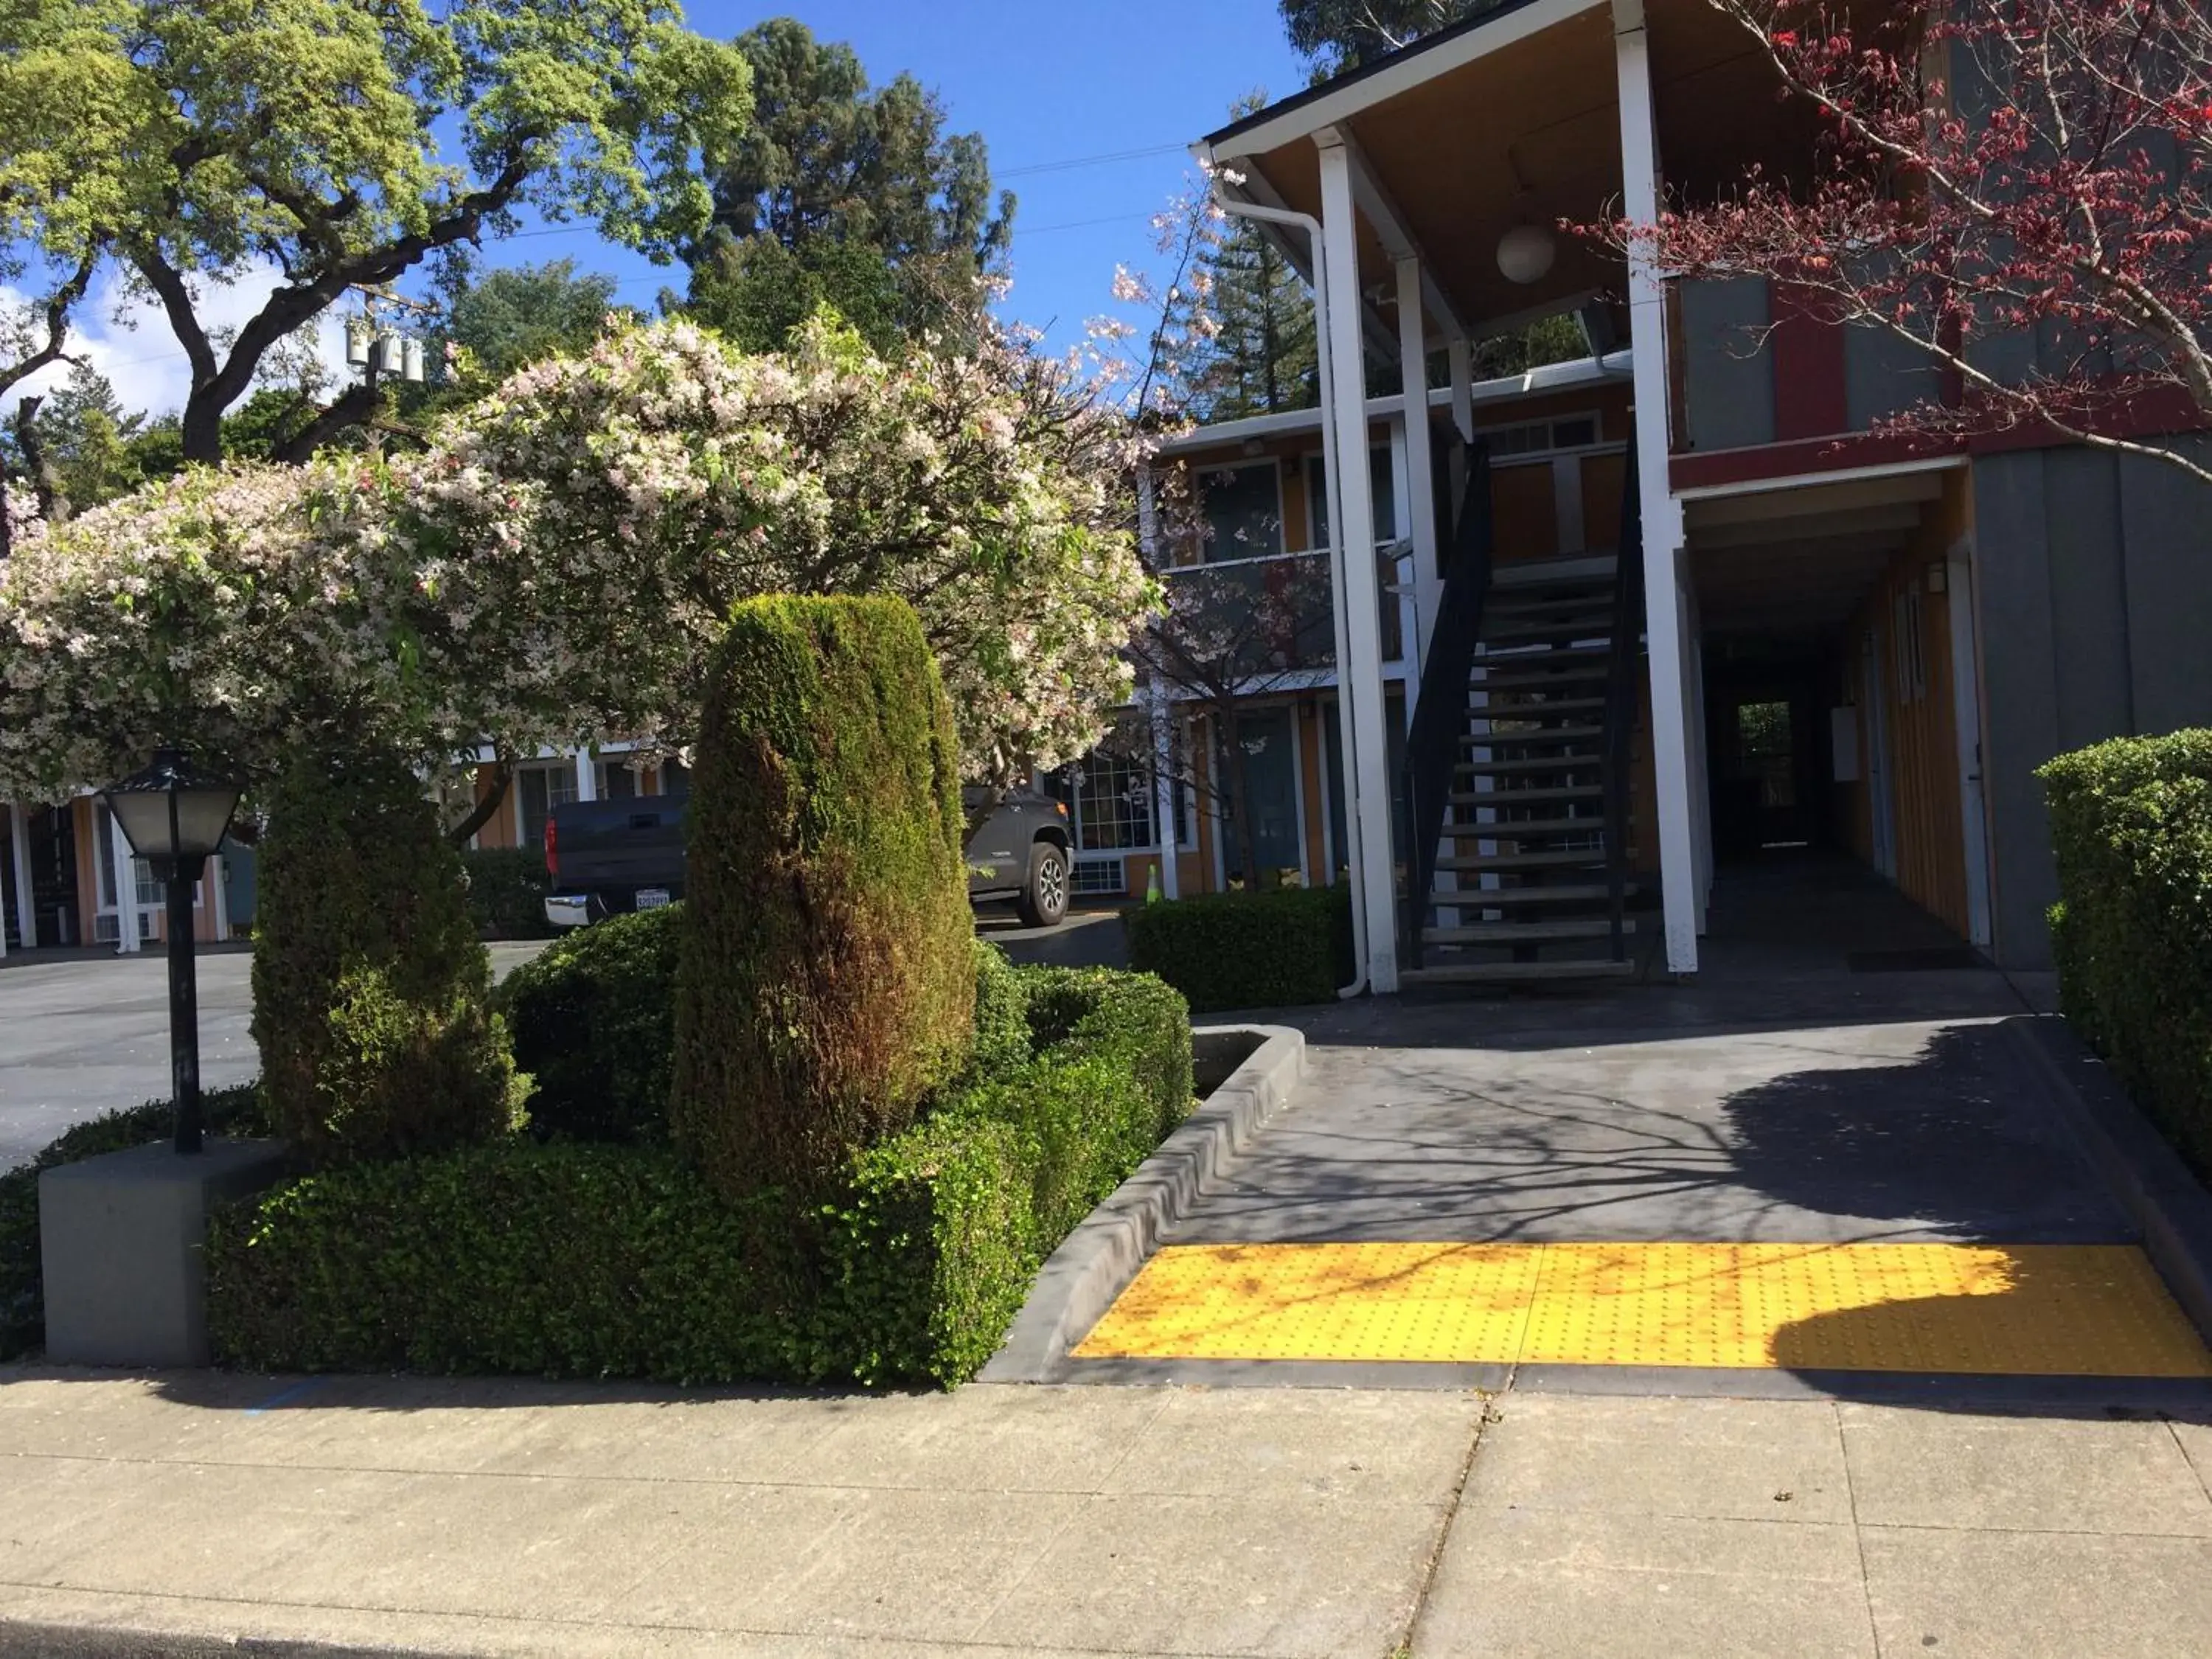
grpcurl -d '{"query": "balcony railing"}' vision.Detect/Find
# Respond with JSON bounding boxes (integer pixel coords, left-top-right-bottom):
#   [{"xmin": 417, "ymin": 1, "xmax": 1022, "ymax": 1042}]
[{"xmin": 1161, "ymin": 540, "xmax": 1415, "ymax": 685}]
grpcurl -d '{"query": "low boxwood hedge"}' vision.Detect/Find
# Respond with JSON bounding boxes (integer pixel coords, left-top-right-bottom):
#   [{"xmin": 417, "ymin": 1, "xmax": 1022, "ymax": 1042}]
[
  {"xmin": 496, "ymin": 905, "xmax": 686, "ymax": 1144},
  {"xmin": 206, "ymin": 962, "xmax": 1194, "ymax": 1388},
  {"xmin": 2039, "ymin": 731, "xmax": 2212, "ymax": 1177},
  {"xmin": 461, "ymin": 848, "xmax": 559, "ymax": 940},
  {"xmin": 1121, "ymin": 884, "xmax": 1354, "ymax": 1012},
  {"xmin": 2, "ymin": 1084, "xmax": 269, "ymax": 1360}
]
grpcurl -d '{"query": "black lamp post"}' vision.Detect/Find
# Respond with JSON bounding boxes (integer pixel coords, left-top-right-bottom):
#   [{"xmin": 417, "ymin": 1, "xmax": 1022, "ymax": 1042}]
[{"xmin": 100, "ymin": 748, "xmax": 242, "ymax": 1155}]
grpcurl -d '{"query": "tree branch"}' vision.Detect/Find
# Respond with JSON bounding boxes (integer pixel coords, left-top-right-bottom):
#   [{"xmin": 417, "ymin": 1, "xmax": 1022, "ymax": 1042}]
[
  {"xmin": 269, "ymin": 379, "xmax": 382, "ymax": 464},
  {"xmin": 0, "ymin": 244, "xmax": 101, "ymax": 403},
  {"xmin": 445, "ymin": 757, "xmax": 515, "ymax": 847}
]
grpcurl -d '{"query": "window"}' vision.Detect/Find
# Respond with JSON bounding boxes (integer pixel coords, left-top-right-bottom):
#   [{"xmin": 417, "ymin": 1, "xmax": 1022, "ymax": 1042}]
[
  {"xmin": 91, "ymin": 802, "xmax": 173, "ymax": 943},
  {"xmin": 1068, "ymin": 750, "xmax": 1155, "ymax": 852},
  {"xmin": 595, "ymin": 758, "xmax": 639, "ymax": 800},
  {"xmin": 516, "ymin": 762, "xmax": 578, "ymax": 849},
  {"xmin": 1195, "ymin": 461, "xmax": 1283, "ymax": 562},
  {"xmin": 1481, "ymin": 411, "xmax": 1602, "ymax": 457},
  {"xmin": 1071, "ymin": 860, "xmax": 1130, "ymax": 897},
  {"xmin": 1302, "ymin": 445, "xmax": 1397, "ymax": 547}
]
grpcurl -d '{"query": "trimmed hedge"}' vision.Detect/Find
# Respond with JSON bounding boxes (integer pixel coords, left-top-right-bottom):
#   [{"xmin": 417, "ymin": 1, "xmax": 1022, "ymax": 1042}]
[
  {"xmin": 497, "ymin": 905, "xmax": 685, "ymax": 1144},
  {"xmin": 2040, "ymin": 731, "xmax": 2212, "ymax": 1177},
  {"xmin": 254, "ymin": 753, "xmax": 525, "ymax": 1166},
  {"xmin": 2, "ymin": 1084, "xmax": 268, "ymax": 1359},
  {"xmin": 673, "ymin": 595, "xmax": 975, "ymax": 1197},
  {"xmin": 462, "ymin": 848, "xmax": 559, "ymax": 940},
  {"xmin": 206, "ymin": 1143, "xmax": 797, "ymax": 1381},
  {"xmin": 208, "ymin": 964, "xmax": 1196, "ymax": 1388},
  {"xmin": 970, "ymin": 940, "xmax": 1032, "ymax": 1082},
  {"xmin": 1122, "ymin": 884, "xmax": 1354, "ymax": 1012}
]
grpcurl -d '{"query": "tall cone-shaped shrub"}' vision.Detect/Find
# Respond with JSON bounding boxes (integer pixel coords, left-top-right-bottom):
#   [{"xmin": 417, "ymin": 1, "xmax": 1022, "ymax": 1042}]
[
  {"xmin": 253, "ymin": 751, "xmax": 524, "ymax": 1166},
  {"xmin": 672, "ymin": 596, "xmax": 974, "ymax": 1197}
]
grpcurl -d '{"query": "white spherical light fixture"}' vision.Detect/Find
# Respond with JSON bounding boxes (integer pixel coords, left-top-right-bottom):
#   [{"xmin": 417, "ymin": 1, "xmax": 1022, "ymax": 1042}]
[{"xmin": 1496, "ymin": 223, "xmax": 1557, "ymax": 285}]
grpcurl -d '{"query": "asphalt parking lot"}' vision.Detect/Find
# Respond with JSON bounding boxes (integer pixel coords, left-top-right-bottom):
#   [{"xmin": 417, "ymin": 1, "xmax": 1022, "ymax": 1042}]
[{"xmin": 0, "ymin": 907, "xmax": 1128, "ymax": 1170}]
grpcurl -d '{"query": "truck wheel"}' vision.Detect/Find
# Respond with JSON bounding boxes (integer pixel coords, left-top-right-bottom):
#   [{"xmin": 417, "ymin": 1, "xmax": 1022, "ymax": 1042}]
[{"xmin": 1015, "ymin": 843, "xmax": 1070, "ymax": 928}]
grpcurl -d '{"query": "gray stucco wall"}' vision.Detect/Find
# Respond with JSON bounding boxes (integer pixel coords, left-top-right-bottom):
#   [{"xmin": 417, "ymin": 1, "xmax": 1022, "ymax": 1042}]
[{"xmin": 1973, "ymin": 445, "xmax": 2212, "ymax": 968}]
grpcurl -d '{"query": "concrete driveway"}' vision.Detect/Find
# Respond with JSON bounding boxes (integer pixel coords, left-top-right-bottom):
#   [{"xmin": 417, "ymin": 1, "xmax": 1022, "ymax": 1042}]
[
  {"xmin": 0, "ymin": 943, "xmax": 546, "ymax": 1170},
  {"xmin": 0, "ymin": 908, "xmax": 1127, "ymax": 1172}
]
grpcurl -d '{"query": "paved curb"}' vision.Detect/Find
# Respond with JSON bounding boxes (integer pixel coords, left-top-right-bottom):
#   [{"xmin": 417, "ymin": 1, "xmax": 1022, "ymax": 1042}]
[
  {"xmin": 2007, "ymin": 1013, "xmax": 2212, "ymax": 1346},
  {"xmin": 978, "ymin": 1023, "xmax": 1305, "ymax": 1384},
  {"xmin": 0, "ymin": 1623, "xmax": 403, "ymax": 1658}
]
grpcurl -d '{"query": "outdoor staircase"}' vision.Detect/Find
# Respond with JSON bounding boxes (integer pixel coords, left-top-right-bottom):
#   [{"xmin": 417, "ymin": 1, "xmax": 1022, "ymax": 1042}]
[{"xmin": 1397, "ymin": 445, "xmax": 1647, "ymax": 990}]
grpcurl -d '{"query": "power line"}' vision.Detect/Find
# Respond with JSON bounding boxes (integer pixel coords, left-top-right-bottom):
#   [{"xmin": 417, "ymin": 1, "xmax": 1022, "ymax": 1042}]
[{"xmin": 998, "ymin": 142, "xmax": 1189, "ymax": 178}]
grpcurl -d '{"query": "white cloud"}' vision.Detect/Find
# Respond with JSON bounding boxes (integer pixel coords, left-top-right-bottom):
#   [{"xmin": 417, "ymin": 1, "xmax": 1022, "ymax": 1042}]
[{"xmin": 2, "ymin": 260, "xmax": 353, "ymax": 421}]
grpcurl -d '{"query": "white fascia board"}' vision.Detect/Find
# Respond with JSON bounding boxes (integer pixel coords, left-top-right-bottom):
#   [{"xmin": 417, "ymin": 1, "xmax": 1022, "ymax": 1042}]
[
  {"xmin": 1201, "ymin": 0, "xmax": 1610, "ymax": 164},
  {"xmin": 1672, "ymin": 453, "xmax": 1969, "ymax": 503},
  {"xmin": 1154, "ymin": 349, "xmax": 1634, "ymax": 456}
]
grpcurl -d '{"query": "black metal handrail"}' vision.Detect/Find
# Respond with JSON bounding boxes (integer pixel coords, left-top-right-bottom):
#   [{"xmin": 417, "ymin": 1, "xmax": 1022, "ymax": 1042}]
[
  {"xmin": 1601, "ymin": 449, "xmax": 1646, "ymax": 962},
  {"xmin": 1398, "ymin": 439, "xmax": 1495, "ymax": 969}
]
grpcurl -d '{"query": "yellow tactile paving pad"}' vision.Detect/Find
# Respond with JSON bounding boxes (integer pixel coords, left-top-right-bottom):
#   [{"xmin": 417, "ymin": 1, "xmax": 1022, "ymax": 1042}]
[{"xmin": 1074, "ymin": 1242, "xmax": 2212, "ymax": 1376}]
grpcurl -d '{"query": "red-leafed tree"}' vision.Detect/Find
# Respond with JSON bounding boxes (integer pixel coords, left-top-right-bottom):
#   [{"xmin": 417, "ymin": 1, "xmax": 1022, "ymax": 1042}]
[{"xmin": 1620, "ymin": 0, "xmax": 2212, "ymax": 487}]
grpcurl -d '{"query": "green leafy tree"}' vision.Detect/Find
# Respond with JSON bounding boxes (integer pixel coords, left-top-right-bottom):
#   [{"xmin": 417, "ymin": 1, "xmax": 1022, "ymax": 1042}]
[
  {"xmin": 2, "ymin": 365, "xmax": 146, "ymax": 521},
  {"xmin": 1280, "ymin": 0, "xmax": 1502, "ymax": 77},
  {"xmin": 0, "ymin": 1, "xmax": 752, "ymax": 466},
  {"xmin": 437, "ymin": 257, "xmax": 634, "ymax": 383},
  {"xmin": 680, "ymin": 18, "xmax": 1011, "ymax": 355}
]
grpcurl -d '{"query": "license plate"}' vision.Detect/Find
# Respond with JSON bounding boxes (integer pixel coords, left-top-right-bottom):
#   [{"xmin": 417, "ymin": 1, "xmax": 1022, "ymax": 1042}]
[{"xmin": 635, "ymin": 888, "xmax": 672, "ymax": 911}]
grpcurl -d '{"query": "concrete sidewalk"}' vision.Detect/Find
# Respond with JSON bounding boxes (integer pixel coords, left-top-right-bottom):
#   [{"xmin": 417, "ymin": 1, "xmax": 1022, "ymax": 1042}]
[{"xmin": 3, "ymin": 1370, "xmax": 2211, "ymax": 1657}]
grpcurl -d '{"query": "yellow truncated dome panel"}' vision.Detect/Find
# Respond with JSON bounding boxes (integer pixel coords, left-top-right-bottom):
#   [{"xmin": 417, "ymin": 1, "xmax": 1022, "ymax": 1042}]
[{"xmin": 1073, "ymin": 1242, "xmax": 2212, "ymax": 1376}]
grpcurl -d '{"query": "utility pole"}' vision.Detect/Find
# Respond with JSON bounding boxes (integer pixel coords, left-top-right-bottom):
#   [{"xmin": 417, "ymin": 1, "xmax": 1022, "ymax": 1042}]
[{"xmin": 341, "ymin": 285, "xmax": 436, "ymax": 454}]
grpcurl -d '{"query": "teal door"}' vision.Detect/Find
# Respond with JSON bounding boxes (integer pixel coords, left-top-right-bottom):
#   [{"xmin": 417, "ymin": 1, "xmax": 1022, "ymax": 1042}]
[{"xmin": 1228, "ymin": 709, "xmax": 1301, "ymax": 885}]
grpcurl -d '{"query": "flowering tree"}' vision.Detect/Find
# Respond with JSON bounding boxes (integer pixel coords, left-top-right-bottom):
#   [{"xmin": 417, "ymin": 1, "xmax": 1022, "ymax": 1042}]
[
  {"xmin": 1626, "ymin": 0, "xmax": 2212, "ymax": 486},
  {"xmin": 0, "ymin": 315, "xmax": 1152, "ymax": 810}
]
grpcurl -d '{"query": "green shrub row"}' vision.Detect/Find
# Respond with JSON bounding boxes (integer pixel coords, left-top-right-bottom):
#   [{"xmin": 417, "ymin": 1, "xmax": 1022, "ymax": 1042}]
[
  {"xmin": 1121, "ymin": 884, "xmax": 1354, "ymax": 1012},
  {"xmin": 497, "ymin": 905, "xmax": 685, "ymax": 1144},
  {"xmin": 2040, "ymin": 731, "xmax": 2212, "ymax": 1177},
  {"xmin": 461, "ymin": 848, "xmax": 560, "ymax": 940},
  {"xmin": 2, "ymin": 1084, "xmax": 268, "ymax": 1360},
  {"xmin": 206, "ymin": 959, "xmax": 1194, "ymax": 1388}
]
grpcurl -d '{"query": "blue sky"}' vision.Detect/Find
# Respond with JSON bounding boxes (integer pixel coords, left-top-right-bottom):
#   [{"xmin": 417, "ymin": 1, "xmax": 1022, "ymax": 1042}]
[{"xmin": 487, "ymin": 1, "xmax": 1310, "ymax": 352}]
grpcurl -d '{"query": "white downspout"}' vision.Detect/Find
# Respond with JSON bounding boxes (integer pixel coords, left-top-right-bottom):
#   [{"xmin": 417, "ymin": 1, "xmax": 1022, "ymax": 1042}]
[{"xmin": 1211, "ymin": 180, "xmax": 1369, "ymax": 998}]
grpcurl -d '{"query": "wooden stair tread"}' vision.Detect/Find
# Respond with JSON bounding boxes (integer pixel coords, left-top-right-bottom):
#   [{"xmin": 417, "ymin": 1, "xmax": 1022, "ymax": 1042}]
[
  {"xmin": 1427, "ymin": 882, "xmax": 1638, "ymax": 905},
  {"xmin": 1461, "ymin": 724, "xmax": 1607, "ymax": 745},
  {"xmin": 1441, "ymin": 815, "xmax": 1609, "ymax": 838},
  {"xmin": 1423, "ymin": 918, "xmax": 1638, "ymax": 945},
  {"xmin": 1447, "ymin": 785, "xmax": 1604, "ymax": 805},
  {"xmin": 1436, "ymin": 849, "xmax": 1611, "ymax": 871},
  {"xmin": 1458, "ymin": 755, "xmax": 1607, "ymax": 776},
  {"xmin": 1401, "ymin": 959, "xmax": 1639, "ymax": 986}
]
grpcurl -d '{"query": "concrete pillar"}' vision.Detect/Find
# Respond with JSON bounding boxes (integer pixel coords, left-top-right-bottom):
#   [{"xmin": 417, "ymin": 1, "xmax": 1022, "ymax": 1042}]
[
  {"xmin": 1617, "ymin": 0, "xmax": 1699, "ymax": 975},
  {"xmin": 7, "ymin": 803, "xmax": 29, "ymax": 950},
  {"xmin": 1397, "ymin": 256, "xmax": 1443, "ymax": 668},
  {"xmin": 1317, "ymin": 130, "xmax": 1401, "ymax": 992},
  {"xmin": 108, "ymin": 806, "xmax": 142, "ymax": 953}
]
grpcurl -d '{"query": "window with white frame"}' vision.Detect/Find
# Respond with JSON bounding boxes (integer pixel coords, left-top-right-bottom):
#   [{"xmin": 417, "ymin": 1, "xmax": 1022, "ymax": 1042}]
[
  {"xmin": 1195, "ymin": 460, "xmax": 1284, "ymax": 563},
  {"xmin": 1302, "ymin": 445, "xmax": 1397, "ymax": 546},
  {"xmin": 91, "ymin": 801, "xmax": 185, "ymax": 942},
  {"xmin": 515, "ymin": 762, "xmax": 578, "ymax": 848},
  {"xmin": 1068, "ymin": 750, "xmax": 1155, "ymax": 852},
  {"xmin": 595, "ymin": 757, "xmax": 641, "ymax": 800},
  {"xmin": 1481, "ymin": 411, "xmax": 1602, "ymax": 457}
]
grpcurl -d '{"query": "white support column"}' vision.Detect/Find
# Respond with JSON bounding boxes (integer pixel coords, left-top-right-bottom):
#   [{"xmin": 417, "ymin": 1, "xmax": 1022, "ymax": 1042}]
[
  {"xmin": 210, "ymin": 846, "xmax": 232, "ymax": 944},
  {"xmin": 108, "ymin": 807, "xmax": 142, "ymax": 953},
  {"xmin": 1317, "ymin": 131, "xmax": 1401, "ymax": 992},
  {"xmin": 12, "ymin": 805, "xmax": 39, "ymax": 951},
  {"xmin": 1397, "ymin": 256, "xmax": 1443, "ymax": 669},
  {"xmin": 1616, "ymin": 0, "xmax": 1699, "ymax": 975},
  {"xmin": 1685, "ymin": 576, "xmax": 1714, "ymax": 930},
  {"xmin": 1148, "ymin": 680, "xmax": 1180, "ymax": 902},
  {"xmin": 573, "ymin": 747, "xmax": 597, "ymax": 804}
]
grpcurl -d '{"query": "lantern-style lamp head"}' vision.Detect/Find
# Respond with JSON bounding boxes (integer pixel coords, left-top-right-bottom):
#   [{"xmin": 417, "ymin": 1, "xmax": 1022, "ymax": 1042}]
[
  {"xmin": 101, "ymin": 748, "xmax": 240, "ymax": 873},
  {"xmin": 1497, "ymin": 223, "xmax": 1558, "ymax": 286}
]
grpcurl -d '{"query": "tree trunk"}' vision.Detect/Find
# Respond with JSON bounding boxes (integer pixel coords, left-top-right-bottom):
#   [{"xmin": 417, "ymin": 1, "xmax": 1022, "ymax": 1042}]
[
  {"xmin": 444, "ymin": 761, "xmax": 514, "ymax": 847},
  {"xmin": 178, "ymin": 394, "xmax": 226, "ymax": 467}
]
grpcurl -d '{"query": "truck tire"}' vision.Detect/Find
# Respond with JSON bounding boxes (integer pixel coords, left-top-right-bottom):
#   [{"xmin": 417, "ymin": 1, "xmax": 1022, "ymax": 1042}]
[{"xmin": 1015, "ymin": 841, "xmax": 1070, "ymax": 928}]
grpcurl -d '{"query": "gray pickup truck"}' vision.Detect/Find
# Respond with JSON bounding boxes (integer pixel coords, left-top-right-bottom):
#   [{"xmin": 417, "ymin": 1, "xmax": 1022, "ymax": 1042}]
[{"xmin": 543, "ymin": 785, "xmax": 1074, "ymax": 930}]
